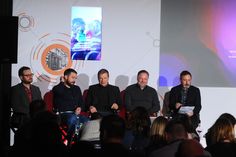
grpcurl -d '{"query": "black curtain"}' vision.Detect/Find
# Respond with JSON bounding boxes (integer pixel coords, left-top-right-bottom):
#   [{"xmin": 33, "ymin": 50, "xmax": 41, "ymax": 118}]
[{"xmin": 0, "ymin": 0, "xmax": 13, "ymax": 156}]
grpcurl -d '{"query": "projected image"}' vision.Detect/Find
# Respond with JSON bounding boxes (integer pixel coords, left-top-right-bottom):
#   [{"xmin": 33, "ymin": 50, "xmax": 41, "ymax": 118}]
[
  {"xmin": 71, "ymin": 7, "xmax": 102, "ymax": 60},
  {"xmin": 159, "ymin": 0, "xmax": 236, "ymax": 87}
]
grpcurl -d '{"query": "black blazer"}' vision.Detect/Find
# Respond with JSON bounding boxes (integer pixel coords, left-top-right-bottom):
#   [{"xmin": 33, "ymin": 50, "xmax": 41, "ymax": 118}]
[
  {"xmin": 169, "ymin": 85, "xmax": 201, "ymax": 126},
  {"xmin": 86, "ymin": 84, "xmax": 122, "ymax": 112}
]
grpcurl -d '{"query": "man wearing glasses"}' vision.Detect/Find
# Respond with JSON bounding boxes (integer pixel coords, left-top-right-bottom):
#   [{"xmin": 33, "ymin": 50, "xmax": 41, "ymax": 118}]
[{"xmin": 11, "ymin": 66, "xmax": 42, "ymax": 129}]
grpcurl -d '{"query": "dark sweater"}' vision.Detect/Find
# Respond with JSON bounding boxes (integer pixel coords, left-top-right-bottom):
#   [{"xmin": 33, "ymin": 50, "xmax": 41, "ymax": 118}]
[
  {"xmin": 52, "ymin": 82, "xmax": 84, "ymax": 112},
  {"xmin": 86, "ymin": 84, "xmax": 122, "ymax": 112},
  {"xmin": 124, "ymin": 84, "xmax": 160, "ymax": 114}
]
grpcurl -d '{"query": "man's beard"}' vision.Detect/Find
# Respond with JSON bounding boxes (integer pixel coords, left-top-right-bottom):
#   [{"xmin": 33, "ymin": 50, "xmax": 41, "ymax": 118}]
[
  {"xmin": 65, "ymin": 80, "xmax": 75, "ymax": 87},
  {"xmin": 23, "ymin": 80, "xmax": 32, "ymax": 84}
]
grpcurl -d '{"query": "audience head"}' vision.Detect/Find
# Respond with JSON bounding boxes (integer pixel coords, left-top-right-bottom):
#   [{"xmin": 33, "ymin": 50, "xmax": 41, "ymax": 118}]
[
  {"xmin": 18, "ymin": 66, "xmax": 34, "ymax": 84},
  {"xmin": 175, "ymin": 139, "xmax": 205, "ymax": 157},
  {"xmin": 137, "ymin": 70, "xmax": 149, "ymax": 89},
  {"xmin": 165, "ymin": 119, "xmax": 188, "ymax": 142},
  {"xmin": 218, "ymin": 113, "xmax": 236, "ymax": 139},
  {"xmin": 100, "ymin": 114, "xmax": 126, "ymax": 144},
  {"xmin": 211, "ymin": 117, "xmax": 235, "ymax": 144},
  {"xmin": 218, "ymin": 113, "xmax": 236, "ymax": 126},
  {"xmin": 150, "ymin": 116, "xmax": 168, "ymax": 137},
  {"xmin": 31, "ymin": 111, "xmax": 62, "ymax": 145},
  {"xmin": 127, "ymin": 106, "xmax": 151, "ymax": 137},
  {"xmin": 174, "ymin": 114, "xmax": 199, "ymax": 141},
  {"xmin": 63, "ymin": 68, "xmax": 77, "ymax": 87},
  {"xmin": 97, "ymin": 68, "xmax": 109, "ymax": 87},
  {"xmin": 180, "ymin": 70, "xmax": 192, "ymax": 88},
  {"xmin": 205, "ymin": 113, "xmax": 236, "ymax": 146}
]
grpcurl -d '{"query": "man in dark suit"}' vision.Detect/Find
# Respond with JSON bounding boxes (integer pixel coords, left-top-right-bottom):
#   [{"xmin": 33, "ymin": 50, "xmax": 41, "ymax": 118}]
[
  {"xmin": 86, "ymin": 69, "xmax": 122, "ymax": 116},
  {"xmin": 169, "ymin": 70, "xmax": 201, "ymax": 129},
  {"xmin": 11, "ymin": 66, "xmax": 42, "ymax": 128}
]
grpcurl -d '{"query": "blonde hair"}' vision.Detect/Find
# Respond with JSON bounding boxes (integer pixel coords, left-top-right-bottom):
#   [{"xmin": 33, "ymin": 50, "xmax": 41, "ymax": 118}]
[
  {"xmin": 211, "ymin": 118, "xmax": 235, "ymax": 144},
  {"xmin": 150, "ymin": 116, "xmax": 168, "ymax": 139}
]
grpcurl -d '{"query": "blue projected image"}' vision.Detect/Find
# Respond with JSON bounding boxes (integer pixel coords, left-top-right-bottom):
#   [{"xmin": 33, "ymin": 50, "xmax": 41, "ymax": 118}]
[{"xmin": 71, "ymin": 7, "xmax": 102, "ymax": 60}]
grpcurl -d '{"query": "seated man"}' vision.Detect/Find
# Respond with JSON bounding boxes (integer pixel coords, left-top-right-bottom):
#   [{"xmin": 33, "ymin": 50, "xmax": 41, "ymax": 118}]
[
  {"xmin": 169, "ymin": 70, "xmax": 201, "ymax": 129},
  {"xmin": 86, "ymin": 69, "xmax": 122, "ymax": 116},
  {"xmin": 52, "ymin": 68, "xmax": 88, "ymax": 145},
  {"xmin": 124, "ymin": 70, "xmax": 160, "ymax": 116},
  {"xmin": 11, "ymin": 66, "xmax": 42, "ymax": 129}
]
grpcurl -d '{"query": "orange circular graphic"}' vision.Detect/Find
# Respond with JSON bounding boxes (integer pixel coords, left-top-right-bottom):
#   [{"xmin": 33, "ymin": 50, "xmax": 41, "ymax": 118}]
[{"xmin": 41, "ymin": 44, "xmax": 72, "ymax": 75}]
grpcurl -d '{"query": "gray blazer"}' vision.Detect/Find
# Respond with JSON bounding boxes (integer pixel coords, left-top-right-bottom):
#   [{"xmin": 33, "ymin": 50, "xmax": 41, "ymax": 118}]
[{"xmin": 11, "ymin": 83, "xmax": 42, "ymax": 114}]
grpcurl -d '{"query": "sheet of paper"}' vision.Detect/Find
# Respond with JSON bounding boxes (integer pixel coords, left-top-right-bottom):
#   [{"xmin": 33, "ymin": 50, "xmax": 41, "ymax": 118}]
[{"xmin": 178, "ymin": 106, "xmax": 195, "ymax": 114}]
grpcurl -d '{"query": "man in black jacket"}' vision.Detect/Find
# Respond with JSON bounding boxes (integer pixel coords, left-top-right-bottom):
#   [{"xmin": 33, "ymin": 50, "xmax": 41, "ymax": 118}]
[
  {"xmin": 169, "ymin": 70, "xmax": 201, "ymax": 129},
  {"xmin": 86, "ymin": 69, "xmax": 122, "ymax": 116}
]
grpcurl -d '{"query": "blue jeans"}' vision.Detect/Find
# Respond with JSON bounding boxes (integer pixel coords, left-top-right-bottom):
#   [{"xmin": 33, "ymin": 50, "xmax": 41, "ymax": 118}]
[{"xmin": 60, "ymin": 113, "xmax": 89, "ymax": 143}]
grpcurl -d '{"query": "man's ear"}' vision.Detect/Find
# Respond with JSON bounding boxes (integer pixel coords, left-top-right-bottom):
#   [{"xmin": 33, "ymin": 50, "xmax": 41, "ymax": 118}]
[{"xmin": 64, "ymin": 75, "xmax": 68, "ymax": 80}]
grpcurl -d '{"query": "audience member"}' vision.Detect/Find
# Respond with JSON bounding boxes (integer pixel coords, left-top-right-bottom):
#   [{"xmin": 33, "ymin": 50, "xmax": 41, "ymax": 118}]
[
  {"xmin": 123, "ymin": 106, "xmax": 151, "ymax": 155},
  {"xmin": 147, "ymin": 116, "xmax": 168, "ymax": 155},
  {"xmin": 175, "ymin": 139, "xmax": 211, "ymax": 157},
  {"xmin": 205, "ymin": 115, "xmax": 236, "ymax": 157},
  {"xmin": 149, "ymin": 119, "xmax": 188, "ymax": 157},
  {"xmin": 98, "ymin": 114, "xmax": 142, "ymax": 157},
  {"xmin": 125, "ymin": 70, "xmax": 160, "ymax": 116}
]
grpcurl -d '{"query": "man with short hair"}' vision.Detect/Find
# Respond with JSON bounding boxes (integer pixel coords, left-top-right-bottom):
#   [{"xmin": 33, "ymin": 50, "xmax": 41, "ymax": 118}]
[
  {"xmin": 11, "ymin": 66, "xmax": 42, "ymax": 128},
  {"xmin": 169, "ymin": 70, "xmax": 202, "ymax": 129},
  {"xmin": 125, "ymin": 70, "xmax": 160, "ymax": 116},
  {"xmin": 86, "ymin": 68, "xmax": 122, "ymax": 116},
  {"xmin": 52, "ymin": 68, "xmax": 87, "ymax": 144}
]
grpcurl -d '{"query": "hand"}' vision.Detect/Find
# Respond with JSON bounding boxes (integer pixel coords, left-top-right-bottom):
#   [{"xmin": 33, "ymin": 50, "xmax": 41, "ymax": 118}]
[
  {"xmin": 89, "ymin": 106, "xmax": 97, "ymax": 113},
  {"xmin": 75, "ymin": 107, "xmax": 81, "ymax": 115},
  {"xmin": 175, "ymin": 103, "xmax": 182, "ymax": 109},
  {"xmin": 150, "ymin": 112, "xmax": 157, "ymax": 117},
  {"xmin": 111, "ymin": 103, "xmax": 119, "ymax": 110},
  {"xmin": 186, "ymin": 111, "xmax": 194, "ymax": 117}
]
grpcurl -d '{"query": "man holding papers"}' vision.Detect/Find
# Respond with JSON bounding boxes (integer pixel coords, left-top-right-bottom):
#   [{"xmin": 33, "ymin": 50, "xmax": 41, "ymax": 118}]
[{"xmin": 169, "ymin": 70, "xmax": 201, "ymax": 129}]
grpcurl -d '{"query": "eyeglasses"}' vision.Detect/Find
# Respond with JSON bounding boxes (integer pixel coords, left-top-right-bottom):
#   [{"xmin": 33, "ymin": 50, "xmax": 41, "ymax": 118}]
[{"xmin": 23, "ymin": 73, "xmax": 34, "ymax": 77}]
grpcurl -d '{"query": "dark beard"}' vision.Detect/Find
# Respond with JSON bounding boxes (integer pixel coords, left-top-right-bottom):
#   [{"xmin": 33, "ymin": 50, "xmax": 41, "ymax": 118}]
[
  {"xmin": 23, "ymin": 80, "xmax": 32, "ymax": 84},
  {"xmin": 65, "ymin": 80, "xmax": 75, "ymax": 87}
]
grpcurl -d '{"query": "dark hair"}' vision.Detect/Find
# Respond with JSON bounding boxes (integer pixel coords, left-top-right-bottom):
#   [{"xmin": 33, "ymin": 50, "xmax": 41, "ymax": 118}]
[
  {"xmin": 218, "ymin": 113, "xmax": 236, "ymax": 125},
  {"xmin": 127, "ymin": 106, "xmax": 151, "ymax": 137},
  {"xmin": 97, "ymin": 69, "xmax": 109, "ymax": 78},
  {"xmin": 100, "ymin": 114, "xmax": 125, "ymax": 140},
  {"xmin": 64, "ymin": 68, "xmax": 77, "ymax": 76},
  {"xmin": 18, "ymin": 66, "xmax": 30, "ymax": 77},
  {"xmin": 165, "ymin": 119, "xmax": 188, "ymax": 140},
  {"xmin": 137, "ymin": 70, "xmax": 149, "ymax": 77},
  {"xmin": 180, "ymin": 70, "xmax": 192, "ymax": 79}
]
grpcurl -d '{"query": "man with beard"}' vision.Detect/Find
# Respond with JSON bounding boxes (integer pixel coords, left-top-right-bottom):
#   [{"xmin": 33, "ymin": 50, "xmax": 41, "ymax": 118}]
[
  {"xmin": 169, "ymin": 70, "xmax": 202, "ymax": 129},
  {"xmin": 52, "ymin": 68, "xmax": 87, "ymax": 145},
  {"xmin": 11, "ymin": 66, "xmax": 42, "ymax": 129}
]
